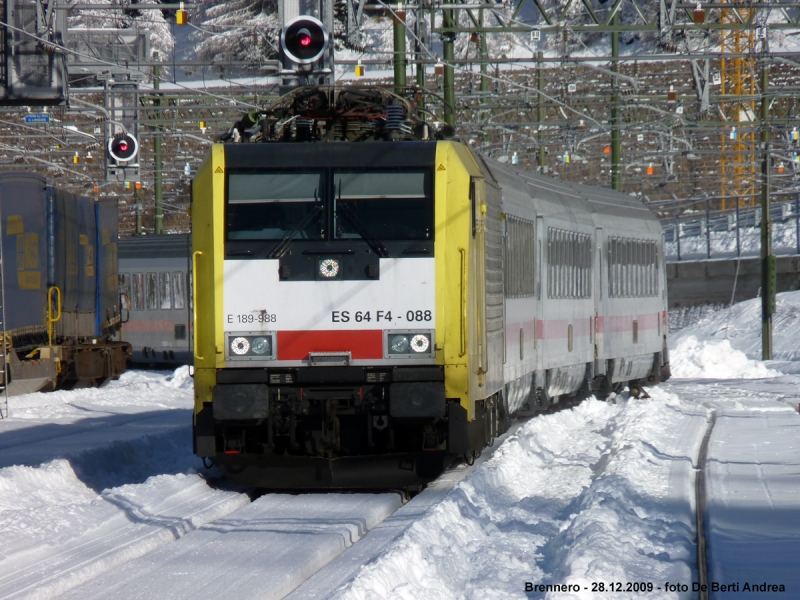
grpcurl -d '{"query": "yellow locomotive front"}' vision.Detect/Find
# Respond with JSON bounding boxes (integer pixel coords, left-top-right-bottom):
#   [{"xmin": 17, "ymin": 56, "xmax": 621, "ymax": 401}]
[{"xmin": 192, "ymin": 140, "xmax": 499, "ymax": 488}]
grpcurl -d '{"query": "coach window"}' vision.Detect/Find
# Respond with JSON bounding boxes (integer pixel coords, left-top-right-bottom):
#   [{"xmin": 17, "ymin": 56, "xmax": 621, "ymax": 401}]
[
  {"xmin": 650, "ymin": 243, "xmax": 655, "ymax": 294},
  {"xmin": 119, "ymin": 273, "xmax": 131, "ymax": 311},
  {"xmin": 640, "ymin": 241, "xmax": 647, "ymax": 297},
  {"xmin": 504, "ymin": 216, "xmax": 535, "ymax": 298},
  {"xmin": 132, "ymin": 272, "xmax": 144, "ymax": 311},
  {"xmin": 159, "ymin": 272, "xmax": 172, "ymax": 310},
  {"xmin": 146, "ymin": 272, "xmax": 158, "ymax": 311},
  {"xmin": 547, "ymin": 227, "xmax": 590, "ymax": 299},
  {"xmin": 622, "ymin": 239, "xmax": 631, "ymax": 298},
  {"xmin": 333, "ymin": 170, "xmax": 432, "ymax": 241},
  {"xmin": 226, "ymin": 172, "xmax": 324, "ymax": 240},
  {"xmin": 650, "ymin": 242, "xmax": 658, "ymax": 296},
  {"xmin": 629, "ymin": 240, "xmax": 635, "ymax": 297},
  {"xmin": 173, "ymin": 272, "xmax": 186, "ymax": 310}
]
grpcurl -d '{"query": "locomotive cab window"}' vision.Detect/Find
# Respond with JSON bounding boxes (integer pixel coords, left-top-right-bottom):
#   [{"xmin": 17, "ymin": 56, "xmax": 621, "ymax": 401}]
[
  {"xmin": 226, "ymin": 172, "xmax": 324, "ymax": 241},
  {"xmin": 333, "ymin": 170, "xmax": 432, "ymax": 241}
]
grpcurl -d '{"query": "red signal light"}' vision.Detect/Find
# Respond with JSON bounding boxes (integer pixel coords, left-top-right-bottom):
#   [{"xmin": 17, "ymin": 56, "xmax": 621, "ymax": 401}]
[
  {"xmin": 107, "ymin": 133, "xmax": 139, "ymax": 163},
  {"xmin": 281, "ymin": 16, "xmax": 329, "ymax": 65}
]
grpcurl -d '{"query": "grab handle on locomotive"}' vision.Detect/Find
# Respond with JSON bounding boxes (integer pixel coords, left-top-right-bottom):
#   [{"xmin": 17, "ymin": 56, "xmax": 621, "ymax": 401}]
[
  {"xmin": 192, "ymin": 251, "xmax": 204, "ymax": 361},
  {"xmin": 47, "ymin": 286, "xmax": 61, "ymax": 346},
  {"xmin": 459, "ymin": 247, "xmax": 467, "ymax": 357},
  {"xmin": 119, "ymin": 292, "xmax": 131, "ymax": 324}
]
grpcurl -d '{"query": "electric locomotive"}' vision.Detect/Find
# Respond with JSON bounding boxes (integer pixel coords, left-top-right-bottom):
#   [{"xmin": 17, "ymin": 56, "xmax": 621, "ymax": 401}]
[{"xmin": 191, "ymin": 87, "xmax": 669, "ymax": 489}]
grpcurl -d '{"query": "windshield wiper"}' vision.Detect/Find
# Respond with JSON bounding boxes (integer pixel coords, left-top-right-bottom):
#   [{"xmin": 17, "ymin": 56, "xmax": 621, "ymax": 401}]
[
  {"xmin": 337, "ymin": 201, "xmax": 389, "ymax": 258},
  {"xmin": 335, "ymin": 183, "xmax": 389, "ymax": 258},
  {"xmin": 268, "ymin": 204, "xmax": 324, "ymax": 259}
]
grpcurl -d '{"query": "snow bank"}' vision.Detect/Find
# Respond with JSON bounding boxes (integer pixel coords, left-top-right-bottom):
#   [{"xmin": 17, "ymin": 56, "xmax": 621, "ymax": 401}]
[
  {"xmin": 5, "ymin": 367, "xmax": 193, "ymax": 420},
  {"xmin": 670, "ymin": 336, "xmax": 781, "ymax": 379},
  {"xmin": 334, "ymin": 394, "xmax": 706, "ymax": 600},
  {"xmin": 669, "ymin": 290, "xmax": 800, "ymax": 363},
  {"xmin": 0, "ymin": 368, "xmax": 248, "ymax": 600},
  {"xmin": 165, "ymin": 365, "xmax": 193, "ymax": 389}
]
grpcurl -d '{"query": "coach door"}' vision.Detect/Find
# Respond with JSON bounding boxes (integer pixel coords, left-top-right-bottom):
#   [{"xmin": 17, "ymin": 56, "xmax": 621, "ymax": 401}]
[
  {"xmin": 535, "ymin": 216, "xmax": 545, "ymax": 375},
  {"xmin": 594, "ymin": 227, "xmax": 604, "ymax": 366},
  {"xmin": 471, "ymin": 177, "xmax": 504, "ymax": 400}
]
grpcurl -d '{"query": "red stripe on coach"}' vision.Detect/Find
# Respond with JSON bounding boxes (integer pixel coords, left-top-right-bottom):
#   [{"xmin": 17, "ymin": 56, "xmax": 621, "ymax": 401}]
[{"xmin": 277, "ymin": 330, "xmax": 384, "ymax": 360}]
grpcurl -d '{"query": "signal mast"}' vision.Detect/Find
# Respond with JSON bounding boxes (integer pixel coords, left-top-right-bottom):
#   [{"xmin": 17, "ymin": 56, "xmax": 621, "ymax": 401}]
[
  {"xmin": 278, "ymin": 0, "xmax": 334, "ymax": 93},
  {"xmin": 280, "ymin": 15, "xmax": 332, "ymax": 92}
]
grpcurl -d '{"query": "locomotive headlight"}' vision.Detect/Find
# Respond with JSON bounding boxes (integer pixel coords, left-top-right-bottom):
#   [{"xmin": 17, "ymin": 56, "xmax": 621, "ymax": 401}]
[
  {"xmin": 251, "ymin": 337, "xmax": 271, "ymax": 355},
  {"xmin": 385, "ymin": 330, "xmax": 434, "ymax": 358},
  {"xmin": 231, "ymin": 337, "xmax": 250, "ymax": 355},
  {"xmin": 226, "ymin": 333, "xmax": 276, "ymax": 360},
  {"xmin": 390, "ymin": 335, "xmax": 409, "ymax": 353},
  {"xmin": 318, "ymin": 258, "xmax": 341, "ymax": 279},
  {"xmin": 410, "ymin": 334, "xmax": 430, "ymax": 353}
]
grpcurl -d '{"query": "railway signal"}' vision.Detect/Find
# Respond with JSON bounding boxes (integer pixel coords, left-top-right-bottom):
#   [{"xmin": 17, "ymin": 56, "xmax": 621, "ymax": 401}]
[
  {"xmin": 108, "ymin": 133, "xmax": 139, "ymax": 164},
  {"xmin": 280, "ymin": 16, "xmax": 329, "ymax": 69},
  {"xmin": 279, "ymin": 16, "xmax": 332, "ymax": 91}
]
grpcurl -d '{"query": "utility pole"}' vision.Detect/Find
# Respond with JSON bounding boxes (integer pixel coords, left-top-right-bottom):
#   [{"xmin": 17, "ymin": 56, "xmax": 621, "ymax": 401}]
[
  {"xmin": 415, "ymin": 9, "xmax": 426, "ymax": 103},
  {"xmin": 479, "ymin": 9, "xmax": 488, "ymax": 95},
  {"xmin": 153, "ymin": 52, "xmax": 163, "ymax": 234},
  {"xmin": 135, "ymin": 183, "xmax": 143, "ymax": 235},
  {"xmin": 760, "ymin": 51, "xmax": 774, "ymax": 360},
  {"xmin": 442, "ymin": 8, "xmax": 455, "ymax": 128},
  {"xmin": 611, "ymin": 13, "xmax": 621, "ymax": 191},
  {"xmin": 393, "ymin": 4, "xmax": 406, "ymax": 96},
  {"xmin": 537, "ymin": 51, "xmax": 545, "ymax": 171}
]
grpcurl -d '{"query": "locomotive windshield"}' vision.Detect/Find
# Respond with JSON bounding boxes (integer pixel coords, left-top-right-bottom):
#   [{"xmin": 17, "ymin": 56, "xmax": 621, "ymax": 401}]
[
  {"xmin": 334, "ymin": 170, "xmax": 432, "ymax": 241},
  {"xmin": 227, "ymin": 172, "xmax": 324, "ymax": 240}
]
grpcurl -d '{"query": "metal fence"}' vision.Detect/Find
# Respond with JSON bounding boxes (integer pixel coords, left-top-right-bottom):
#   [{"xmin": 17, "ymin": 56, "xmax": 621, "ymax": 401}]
[{"xmin": 662, "ymin": 195, "xmax": 800, "ymax": 262}]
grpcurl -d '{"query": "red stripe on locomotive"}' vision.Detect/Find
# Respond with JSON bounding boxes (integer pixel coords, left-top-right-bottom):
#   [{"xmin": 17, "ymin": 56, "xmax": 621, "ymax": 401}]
[{"xmin": 277, "ymin": 330, "xmax": 384, "ymax": 360}]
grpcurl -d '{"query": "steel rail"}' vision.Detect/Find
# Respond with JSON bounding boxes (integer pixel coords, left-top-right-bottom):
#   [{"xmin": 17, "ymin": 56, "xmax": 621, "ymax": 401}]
[{"xmin": 695, "ymin": 409, "xmax": 718, "ymax": 600}]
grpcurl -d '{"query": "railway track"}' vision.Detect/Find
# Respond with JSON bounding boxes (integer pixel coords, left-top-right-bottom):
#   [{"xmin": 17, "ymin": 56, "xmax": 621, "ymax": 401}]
[
  {"xmin": 3, "ymin": 384, "xmax": 738, "ymax": 600},
  {"xmin": 694, "ymin": 409, "xmax": 717, "ymax": 600},
  {"xmin": 0, "ymin": 418, "xmax": 521, "ymax": 600}
]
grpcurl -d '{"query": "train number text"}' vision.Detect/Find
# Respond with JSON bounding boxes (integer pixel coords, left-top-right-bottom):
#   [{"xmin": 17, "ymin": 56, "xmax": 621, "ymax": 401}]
[
  {"xmin": 331, "ymin": 310, "xmax": 392, "ymax": 323},
  {"xmin": 331, "ymin": 310, "xmax": 432, "ymax": 323},
  {"xmin": 227, "ymin": 312, "xmax": 277, "ymax": 324}
]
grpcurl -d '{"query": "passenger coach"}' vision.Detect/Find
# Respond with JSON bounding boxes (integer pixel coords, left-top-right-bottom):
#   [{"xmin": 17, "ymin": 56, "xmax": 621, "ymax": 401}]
[{"xmin": 191, "ymin": 141, "xmax": 669, "ymax": 488}]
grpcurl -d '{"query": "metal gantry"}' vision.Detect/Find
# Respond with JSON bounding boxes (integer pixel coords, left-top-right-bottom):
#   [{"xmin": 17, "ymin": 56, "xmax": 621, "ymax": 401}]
[
  {"xmin": 2, "ymin": 0, "xmax": 798, "ymax": 354},
  {"xmin": 719, "ymin": 2, "xmax": 756, "ymax": 211}
]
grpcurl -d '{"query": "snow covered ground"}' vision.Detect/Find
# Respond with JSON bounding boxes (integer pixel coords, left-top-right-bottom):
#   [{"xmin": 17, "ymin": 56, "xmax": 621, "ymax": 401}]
[{"xmin": 0, "ymin": 295, "xmax": 798, "ymax": 599}]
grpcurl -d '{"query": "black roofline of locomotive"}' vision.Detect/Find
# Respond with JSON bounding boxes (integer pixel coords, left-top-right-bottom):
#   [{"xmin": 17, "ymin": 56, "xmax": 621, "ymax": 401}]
[{"xmin": 223, "ymin": 141, "xmax": 438, "ymax": 170}]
